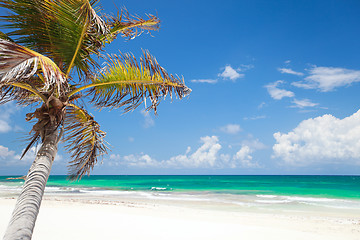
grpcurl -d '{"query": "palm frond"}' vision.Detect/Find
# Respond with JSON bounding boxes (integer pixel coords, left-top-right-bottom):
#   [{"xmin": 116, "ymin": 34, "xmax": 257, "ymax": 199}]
[
  {"xmin": 64, "ymin": 103, "xmax": 108, "ymax": 180},
  {"xmin": 20, "ymin": 131, "xmax": 40, "ymax": 160},
  {"xmin": 104, "ymin": 9, "xmax": 160, "ymax": 43},
  {"xmin": 0, "ymin": 0, "xmax": 58, "ymax": 57},
  {"xmin": 0, "ymin": 0, "xmax": 108, "ymax": 79},
  {"xmin": 0, "ymin": 81, "xmax": 45, "ymax": 106},
  {"xmin": 87, "ymin": 0, "xmax": 108, "ymax": 35},
  {"xmin": 0, "ymin": 30, "xmax": 13, "ymax": 42},
  {"xmin": 59, "ymin": 0, "xmax": 109, "ymax": 76},
  {"xmin": 0, "ymin": 39, "xmax": 67, "ymax": 92},
  {"xmin": 69, "ymin": 51, "xmax": 191, "ymax": 113}
]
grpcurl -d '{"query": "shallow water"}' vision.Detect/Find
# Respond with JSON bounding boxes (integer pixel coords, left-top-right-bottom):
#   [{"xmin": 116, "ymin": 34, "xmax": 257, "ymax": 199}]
[{"xmin": 1, "ymin": 175, "xmax": 360, "ymax": 215}]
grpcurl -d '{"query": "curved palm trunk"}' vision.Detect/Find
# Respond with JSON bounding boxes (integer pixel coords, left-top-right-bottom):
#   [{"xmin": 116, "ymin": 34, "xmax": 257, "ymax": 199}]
[{"xmin": 3, "ymin": 129, "xmax": 60, "ymax": 240}]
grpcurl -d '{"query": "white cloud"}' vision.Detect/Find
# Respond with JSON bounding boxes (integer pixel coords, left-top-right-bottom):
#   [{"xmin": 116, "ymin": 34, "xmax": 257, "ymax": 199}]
[
  {"xmin": 0, "ymin": 119, "xmax": 11, "ymax": 133},
  {"xmin": 218, "ymin": 65, "xmax": 244, "ymax": 81},
  {"xmin": 167, "ymin": 136, "xmax": 222, "ymax": 168},
  {"xmin": 105, "ymin": 136, "xmax": 222, "ymax": 168},
  {"xmin": 291, "ymin": 99, "xmax": 319, "ymax": 108},
  {"xmin": 233, "ymin": 145, "xmax": 260, "ymax": 168},
  {"xmin": 241, "ymin": 139, "xmax": 267, "ymax": 150},
  {"xmin": 192, "ymin": 64, "xmax": 252, "ymax": 84},
  {"xmin": 278, "ymin": 68, "xmax": 304, "ymax": 76},
  {"xmin": 105, "ymin": 136, "xmax": 265, "ymax": 169},
  {"xmin": 273, "ymin": 109, "xmax": 360, "ymax": 166},
  {"xmin": 107, "ymin": 136, "xmax": 223, "ymax": 169},
  {"xmin": 0, "ymin": 145, "xmax": 15, "ymax": 159},
  {"xmin": 265, "ymin": 80, "xmax": 295, "ymax": 100},
  {"xmin": 292, "ymin": 66, "xmax": 360, "ymax": 92},
  {"xmin": 0, "ymin": 145, "xmax": 32, "ymax": 165},
  {"xmin": 191, "ymin": 79, "xmax": 218, "ymax": 84},
  {"xmin": 220, "ymin": 124, "xmax": 242, "ymax": 134},
  {"xmin": 140, "ymin": 110, "xmax": 155, "ymax": 128},
  {"xmin": 0, "ymin": 143, "xmax": 63, "ymax": 167},
  {"xmin": 123, "ymin": 154, "xmax": 160, "ymax": 168}
]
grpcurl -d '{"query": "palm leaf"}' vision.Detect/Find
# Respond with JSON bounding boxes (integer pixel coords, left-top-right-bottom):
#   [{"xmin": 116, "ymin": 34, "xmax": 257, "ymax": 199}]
[
  {"xmin": 0, "ymin": 30, "xmax": 13, "ymax": 42},
  {"xmin": 55, "ymin": 0, "xmax": 109, "ymax": 76},
  {"xmin": 0, "ymin": 80, "xmax": 45, "ymax": 105},
  {"xmin": 0, "ymin": 0, "xmax": 108, "ymax": 78},
  {"xmin": 64, "ymin": 103, "xmax": 108, "ymax": 180},
  {"xmin": 38, "ymin": 0, "xmax": 108, "ymax": 78},
  {"xmin": 0, "ymin": 39, "xmax": 67, "ymax": 93},
  {"xmin": 0, "ymin": 0, "xmax": 58, "ymax": 58},
  {"xmin": 69, "ymin": 51, "xmax": 191, "ymax": 113},
  {"xmin": 104, "ymin": 8, "xmax": 160, "ymax": 42}
]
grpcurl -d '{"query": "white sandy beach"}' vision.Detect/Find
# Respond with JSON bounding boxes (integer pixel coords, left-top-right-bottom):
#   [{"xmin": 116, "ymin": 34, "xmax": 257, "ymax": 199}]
[{"xmin": 1, "ymin": 195, "xmax": 359, "ymax": 240}]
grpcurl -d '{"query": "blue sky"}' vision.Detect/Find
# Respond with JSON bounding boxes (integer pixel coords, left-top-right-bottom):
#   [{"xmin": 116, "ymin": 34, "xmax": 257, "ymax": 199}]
[{"xmin": 1, "ymin": 0, "xmax": 360, "ymax": 175}]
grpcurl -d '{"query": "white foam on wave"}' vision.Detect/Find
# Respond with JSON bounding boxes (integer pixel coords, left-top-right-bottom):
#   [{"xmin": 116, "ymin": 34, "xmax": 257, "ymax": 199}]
[
  {"xmin": 150, "ymin": 187, "xmax": 168, "ymax": 191},
  {"xmin": 285, "ymin": 196, "xmax": 341, "ymax": 202},
  {"xmin": 80, "ymin": 189, "xmax": 133, "ymax": 196},
  {"xmin": 0, "ymin": 184, "xmax": 22, "ymax": 191},
  {"xmin": 256, "ymin": 195, "xmax": 278, "ymax": 199},
  {"xmin": 255, "ymin": 199, "xmax": 292, "ymax": 204}
]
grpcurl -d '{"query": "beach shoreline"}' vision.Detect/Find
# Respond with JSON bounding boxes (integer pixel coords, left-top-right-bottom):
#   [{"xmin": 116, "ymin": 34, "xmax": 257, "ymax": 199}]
[{"xmin": 1, "ymin": 193, "xmax": 359, "ymax": 240}]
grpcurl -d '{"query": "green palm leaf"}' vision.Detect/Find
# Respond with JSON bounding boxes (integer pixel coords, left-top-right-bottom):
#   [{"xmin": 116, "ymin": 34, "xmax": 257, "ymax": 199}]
[
  {"xmin": 0, "ymin": 39, "xmax": 67, "ymax": 98},
  {"xmin": 64, "ymin": 103, "xmax": 108, "ymax": 180},
  {"xmin": 0, "ymin": 0, "xmax": 108, "ymax": 78},
  {"xmin": 0, "ymin": 30, "xmax": 13, "ymax": 42},
  {"xmin": 40, "ymin": 0, "xmax": 108, "ymax": 77},
  {"xmin": 0, "ymin": 80, "xmax": 44, "ymax": 106},
  {"xmin": 0, "ymin": 0, "xmax": 59, "ymax": 57},
  {"xmin": 69, "ymin": 51, "xmax": 191, "ymax": 113},
  {"xmin": 104, "ymin": 9, "xmax": 160, "ymax": 43}
]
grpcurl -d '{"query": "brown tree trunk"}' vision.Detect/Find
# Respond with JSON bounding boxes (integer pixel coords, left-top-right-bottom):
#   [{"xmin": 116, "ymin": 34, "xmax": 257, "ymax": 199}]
[{"xmin": 3, "ymin": 128, "xmax": 60, "ymax": 240}]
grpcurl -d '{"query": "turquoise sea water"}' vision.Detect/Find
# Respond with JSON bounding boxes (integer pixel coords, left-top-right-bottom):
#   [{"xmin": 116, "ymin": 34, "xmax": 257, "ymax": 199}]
[{"xmin": 1, "ymin": 175, "xmax": 360, "ymax": 212}]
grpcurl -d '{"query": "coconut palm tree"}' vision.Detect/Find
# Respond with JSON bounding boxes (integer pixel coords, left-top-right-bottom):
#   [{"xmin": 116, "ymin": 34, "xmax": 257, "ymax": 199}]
[{"xmin": 0, "ymin": 1, "xmax": 190, "ymax": 239}]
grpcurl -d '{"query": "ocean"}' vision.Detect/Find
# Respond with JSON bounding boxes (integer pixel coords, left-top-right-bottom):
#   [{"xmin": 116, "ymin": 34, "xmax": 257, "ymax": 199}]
[{"xmin": 1, "ymin": 175, "xmax": 360, "ymax": 214}]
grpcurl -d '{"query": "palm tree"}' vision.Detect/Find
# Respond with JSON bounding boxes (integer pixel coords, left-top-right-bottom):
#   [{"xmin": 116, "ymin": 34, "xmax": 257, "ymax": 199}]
[{"xmin": 0, "ymin": 1, "xmax": 191, "ymax": 239}]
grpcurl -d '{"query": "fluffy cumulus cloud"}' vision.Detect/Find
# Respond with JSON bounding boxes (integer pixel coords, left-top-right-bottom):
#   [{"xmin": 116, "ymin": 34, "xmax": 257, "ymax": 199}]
[
  {"xmin": 106, "ymin": 136, "xmax": 264, "ymax": 169},
  {"xmin": 291, "ymin": 99, "xmax": 319, "ymax": 108},
  {"xmin": 123, "ymin": 154, "xmax": 159, "ymax": 168},
  {"xmin": 273, "ymin": 110, "xmax": 360, "ymax": 166},
  {"xmin": 106, "ymin": 136, "xmax": 222, "ymax": 168},
  {"xmin": 166, "ymin": 136, "xmax": 222, "ymax": 168},
  {"xmin": 265, "ymin": 80, "xmax": 295, "ymax": 100},
  {"xmin": 233, "ymin": 145, "xmax": 260, "ymax": 168},
  {"xmin": 0, "ymin": 144, "xmax": 62, "ymax": 167},
  {"xmin": 278, "ymin": 68, "xmax": 304, "ymax": 76},
  {"xmin": 167, "ymin": 137, "xmax": 263, "ymax": 169},
  {"xmin": 292, "ymin": 66, "xmax": 360, "ymax": 92},
  {"xmin": 0, "ymin": 145, "xmax": 15, "ymax": 159},
  {"xmin": 218, "ymin": 65, "xmax": 244, "ymax": 81},
  {"xmin": 0, "ymin": 145, "xmax": 33, "ymax": 165},
  {"xmin": 220, "ymin": 124, "xmax": 242, "ymax": 134}
]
